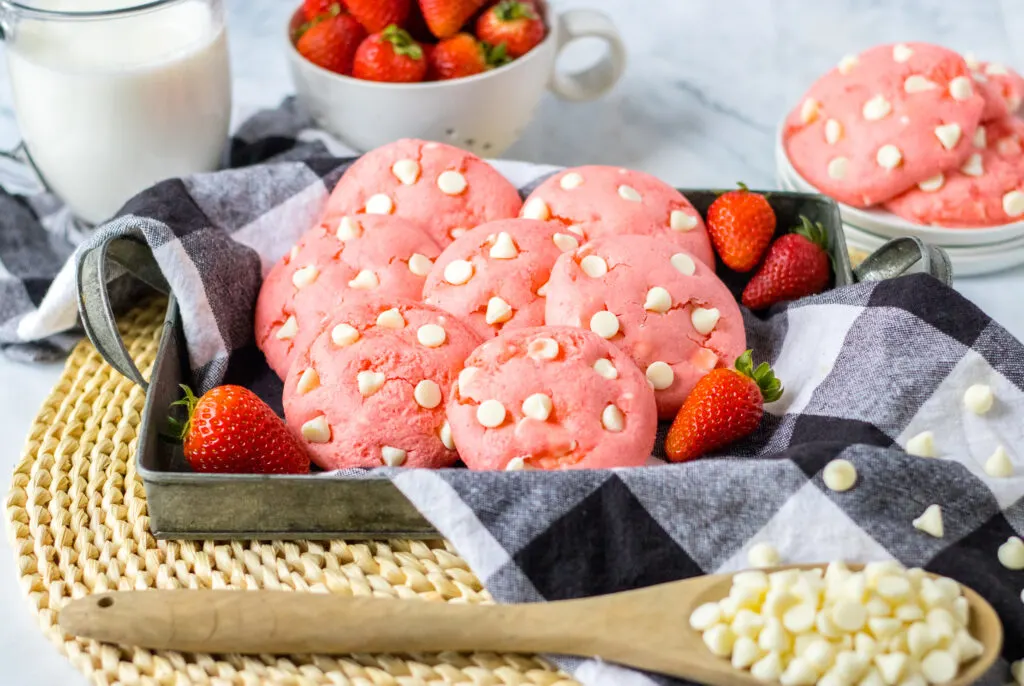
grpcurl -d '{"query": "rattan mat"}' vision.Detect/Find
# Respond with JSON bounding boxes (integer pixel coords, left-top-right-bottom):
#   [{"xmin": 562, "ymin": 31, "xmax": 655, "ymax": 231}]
[{"xmin": 5, "ymin": 298, "xmax": 576, "ymax": 686}]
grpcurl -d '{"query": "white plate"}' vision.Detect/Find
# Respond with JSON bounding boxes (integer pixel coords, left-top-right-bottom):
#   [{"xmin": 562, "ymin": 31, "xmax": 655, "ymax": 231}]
[{"xmin": 774, "ymin": 127, "xmax": 1024, "ymax": 247}]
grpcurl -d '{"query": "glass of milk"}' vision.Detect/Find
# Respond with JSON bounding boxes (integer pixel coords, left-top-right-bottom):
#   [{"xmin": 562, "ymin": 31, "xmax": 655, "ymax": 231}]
[{"xmin": 1, "ymin": 0, "xmax": 231, "ymax": 224}]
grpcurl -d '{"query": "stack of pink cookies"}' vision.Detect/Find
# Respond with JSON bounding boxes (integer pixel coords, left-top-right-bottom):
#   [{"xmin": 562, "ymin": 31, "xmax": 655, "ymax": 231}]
[
  {"xmin": 784, "ymin": 42, "xmax": 1024, "ymax": 228},
  {"xmin": 254, "ymin": 139, "xmax": 747, "ymax": 471}
]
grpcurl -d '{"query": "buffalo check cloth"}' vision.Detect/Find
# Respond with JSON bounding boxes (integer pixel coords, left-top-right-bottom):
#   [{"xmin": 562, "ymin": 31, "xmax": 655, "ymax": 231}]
[{"xmin": 2, "ymin": 100, "xmax": 1023, "ymax": 685}]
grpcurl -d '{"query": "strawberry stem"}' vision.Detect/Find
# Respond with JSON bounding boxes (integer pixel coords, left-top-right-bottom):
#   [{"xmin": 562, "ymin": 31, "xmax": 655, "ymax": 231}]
[
  {"xmin": 734, "ymin": 350, "xmax": 783, "ymax": 403},
  {"xmin": 495, "ymin": 0, "xmax": 537, "ymax": 21},
  {"xmin": 168, "ymin": 384, "xmax": 200, "ymax": 442},
  {"xmin": 382, "ymin": 24, "xmax": 423, "ymax": 60},
  {"xmin": 793, "ymin": 214, "xmax": 828, "ymax": 251},
  {"xmin": 483, "ymin": 41, "xmax": 511, "ymax": 67}
]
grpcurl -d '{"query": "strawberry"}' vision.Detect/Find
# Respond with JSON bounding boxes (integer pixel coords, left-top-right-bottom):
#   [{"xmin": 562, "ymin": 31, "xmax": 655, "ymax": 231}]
[
  {"xmin": 664, "ymin": 351, "xmax": 782, "ymax": 463},
  {"xmin": 475, "ymin": 1, "xmax": 545, "ymax": 58},
  {"xmin": 296, "ymin": 11, "xmax": 367, "ymax": 75},
  {"xmin": 742, "ymin": 216, "xmax": 832, "ymax": 310},
  {"xmin": 171, "ymin": 385, "xmax": 310, "ymax": 474},
  {"xmin": 427, "ymin": 33, "xmax": 505, "ymax": 80},
  {"xmin": 302, "ymin": 0, "xmax": 343, "ymax": 22},
  {"xmin": 345, "ymin": 0, "xmax": 410, "ymax": 34},
  {"xmin": 419, "ymin": 0, "xmax": 488, "ymax": 39},
  {"xmin": 353, "ymin": 25, "xmax": 428, "ymax": 82},
  {"xmin": 706, "ymin": 183, "xmax": 777, "ymax": 272}
]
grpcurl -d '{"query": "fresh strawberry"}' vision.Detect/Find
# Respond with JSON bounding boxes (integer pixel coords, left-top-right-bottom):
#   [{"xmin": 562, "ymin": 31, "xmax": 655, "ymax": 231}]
[
  {"xmin": 296, "ymin": 11, "xmax": 367, "ymax": 75},
  {"xmin": 419, "ymin": 0, "xmax": 488, "ymax": 39},
  {"xmin": 353, "ymin": 25, "xmax": 428, "ymax": 82},
  {"xmin": 302, "ymin": 0, "xmax": 343, "ymax": 22},
  {"xmin": 706, "ymin": 183, "xmax": 777, "ymax": 272},
  {"xmin": 427, "ymin": 33, "xmax": 499, "ymax": 80},
  {"xmin": 171, "ymin": 385, "xmax": 310, "ymax": 474},
  {"xmin": 664, "ymin": 351, "xmax": 782, "ymax": 463},
  {"xmin": 742, "ymin": 216, "xmax": 832, "ymax": 310},
  {"xmin": 346, "ymin": 0, "xmax": 410, "ymax": 33},
  {"xmin": 475, "ymin": 1, "xmax": 545, "ymax": 58}
]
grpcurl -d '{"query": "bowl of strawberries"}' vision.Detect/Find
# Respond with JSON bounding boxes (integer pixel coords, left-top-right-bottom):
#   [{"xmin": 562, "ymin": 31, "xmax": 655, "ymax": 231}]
[{"xmin": 287, "ymin": 0, "xmax": 625, "ymax": 156}]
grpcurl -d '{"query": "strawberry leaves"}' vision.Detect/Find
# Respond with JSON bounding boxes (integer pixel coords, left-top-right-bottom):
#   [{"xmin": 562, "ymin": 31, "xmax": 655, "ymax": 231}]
[{"xmin": 734, "ymin": 350, "xmax": 783, "ymax": 403}]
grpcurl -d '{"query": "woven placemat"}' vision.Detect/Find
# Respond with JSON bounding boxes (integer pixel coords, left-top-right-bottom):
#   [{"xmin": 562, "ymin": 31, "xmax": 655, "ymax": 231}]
[{"xmin": 5, "ymin": 298, "xmax": 577, "ymax": 686}]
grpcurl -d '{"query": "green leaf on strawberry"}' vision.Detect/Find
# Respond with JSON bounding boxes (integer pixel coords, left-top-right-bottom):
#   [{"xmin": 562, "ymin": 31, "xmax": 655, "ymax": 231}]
[{"xmin": 734, "ymin": 350, "xmax": 783, "ymax": 403}]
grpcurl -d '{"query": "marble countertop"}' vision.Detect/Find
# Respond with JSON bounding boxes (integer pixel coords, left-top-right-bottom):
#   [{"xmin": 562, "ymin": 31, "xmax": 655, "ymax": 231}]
[{"xmin": 2, "ymin": 1, "xmax": 1024, "ymax": 683}]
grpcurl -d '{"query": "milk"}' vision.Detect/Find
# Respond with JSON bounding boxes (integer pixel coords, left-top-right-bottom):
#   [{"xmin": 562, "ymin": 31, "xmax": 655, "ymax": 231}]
[{"xmin": 6, "ymin": 0, "xmax": 231, "ymax": 224}]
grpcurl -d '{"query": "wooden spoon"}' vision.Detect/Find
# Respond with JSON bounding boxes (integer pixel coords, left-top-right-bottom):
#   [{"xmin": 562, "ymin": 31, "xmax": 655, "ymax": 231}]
[{"xmin": 58, "ymin": 565, "xmax": 1002, "ymax": 686}]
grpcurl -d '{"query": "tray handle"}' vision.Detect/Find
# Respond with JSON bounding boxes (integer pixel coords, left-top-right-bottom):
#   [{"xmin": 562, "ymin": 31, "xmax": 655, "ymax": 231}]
[
  {"xmin": 76, "ymin": 234, "xmax": 170, "ymax": 390},
  {"xmin": 854, "ymin": 237, "xmax": 953, "ymax": 286}
]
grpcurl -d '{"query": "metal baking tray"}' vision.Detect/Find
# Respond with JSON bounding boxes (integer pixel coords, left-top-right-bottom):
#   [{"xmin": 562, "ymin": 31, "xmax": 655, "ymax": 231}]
[{"xmin": 76, "ymin": 188, "xmax": 943, "ymax": 540}]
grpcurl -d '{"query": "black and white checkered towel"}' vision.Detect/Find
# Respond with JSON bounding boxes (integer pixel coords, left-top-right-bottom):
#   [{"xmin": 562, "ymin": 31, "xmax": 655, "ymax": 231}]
[{"xmin": 3, "ymin": 100, "xmax": 1023, "ymax": 685}]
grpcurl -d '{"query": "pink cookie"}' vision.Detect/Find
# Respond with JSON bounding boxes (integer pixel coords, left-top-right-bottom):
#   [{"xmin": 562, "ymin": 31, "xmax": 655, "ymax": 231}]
[
  {"xmin": 321, "ymin": 138, "xmax": 523, "ymax": 247},
  {"xmin": 422, "ymin": 218, "xmax": 564, "ymax": 339},
  {"xmin": 968, "ymin": 58, "xmax": 1024, "ymax": 122},
  {"xmin": 446, "ymin": 326, "xmax": 657, "ymax": 471},
  {"xmin": 784, "ymin": 42, "xmax": 985, "ymax": 207},
  {"xmin": 544, "ymin": 235, "xmax": 746, "ymax": 419},
  {"xmin": 254, "ymin": 214, "xmax": 440, "ymax": 379},
  {"xmin": 883, "ymin": 116, "xmax": 1024, "ymax": 227},
  {"xmin": 518, "ymin": 165, "xmax": 715, "ymax": 268},
  {"xmin": 282, "ymin": 296, "xmax": 482, "ymax": 470}
]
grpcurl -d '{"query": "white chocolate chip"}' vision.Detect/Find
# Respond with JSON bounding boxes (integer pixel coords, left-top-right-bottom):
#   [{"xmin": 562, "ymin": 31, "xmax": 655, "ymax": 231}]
[
  {"xmin": 505, "ymin": 457, "xmax": 528, "ymax": 471},
  {"xmin": 964, "ymin": 51, "xmax": 980, "ymax": 70},
  {"xmin": 567, "ymin": 224, "xmax": 586, "ymax": 237},
  {"xmin": 559, "ymin": 172, "xmax": 584, "ymax": 190},
  {"xmin": 477, "ymin": 399, "xmax": 506, "ymax": 428},
  {"xmin": 800, "ymin": 98, "xmax": 820, "ymax": 124},
  {"xmin": 904, "ymin": 75, "xmax": 937, "ymax": 93},
  {"xmin": 618, "ymin": 184, "xmax": 642, "ymax": 202},
  {"xmin": 875, "ymin": 652, "xmax": 908, "ymax": 684},
  {"xmin": 862, "ymin": 94, "xmax": 892, "ymax": 121},
  {"xmin": 443, "ymin": 259, "xmax": 474, "ymax": 285},
  {"xmin": 876, "ymin": 144, "xmax": 903, "ymax": 170},
  {"xmin": 375, "ymin": 307, "xmax": 405, "ymax": 329},
  {"xmin": 917, "ymin": 174, "xmax": 945, "ymax": 192},
  {"xmin": 275, "ymin": 315, "xmax": 298, "ymax": 340},
  {"xmin": 336, "ymin": 216, "xmax": 363, "ymax": 240},
  {"xmin": 301, "ymin": 415, "xmax": 331, "ymax": 443},
  {"xmin": 691, "ymin": 307, "xmax": 720, "ymax": 335},
  {"xmin": 553, "ymin": 233, "xmax": 579, "ymax": 252},
  {"xmin": 1014, "ymin": 660, "xmax": 1024, "ymax": 685},
  {"xmin": 528, "ymin": 337, "xmax": 559, "ymax": 361},
  {"xmin": 838, "ymin": 53, "xmax": 859, "ymax": 74},
  {"xmin": 365, "ymin": 193, "xmax": 393, "ymax": 214},
  {"xmin": 522, "ymin": 197, "xmax": 550, "ymax": 220},
  {"xmin": 601, "ymin": 404, "xmax": 625, "ymax": 432},
  {"xmin": 823, "ymin": 459, "xmax": 857, "ymax": 492},
  {"xmin": 949, "ymin": 75, "xmax": 974, "ymax": 101},
  {"xmin": 521, "ymin": 393, "xmax": 553, "ymax": 421},
  {"xmin": 905, "ymin": 431, "xmax": 936, "ymax": 458},
  {"xmin": 831, "ymin": 600, "xmax": 868, "ymax": 632},
  {"xmin": 983, "ymin": 445, "xmax": 1013, "ymax": 478},
  {"xmin": 986, "ymin": 62, "xmax": 1009, "ymax": 76},
  {"xmin": 963, "ymin": 383, "xmax": 994, "ymax": 414},
  {"xmin": 489, "ymin": 232, "xmax": 518, "ymax": 259},
  {"xmin": 292, "ymin": 265, "xmax": 319, "ymax": 289},
  {"xmin": 436, "ymin": 170, "xmax": 467, "ymax": 195},
  {"xmin": 670, "ymin": 209, "xmax": 698, "ymax": 232},
  {"xmin": 644, "ymin": 286, "xmax": 673, "ymax": 313},
  {"xmin": 348, "ymin": 269, "xmax": 379, "ymax": 290},
  {"xmin": 750, "ymin": 652, "xmax": 784, "ymax": 683},
  {"xmin": 828, "ymin": 157, "xmax": 850, "ymax": 180},
  {"xmin": 703, "ymin": 624, "xmax": 736, "ymax": 658},
  {"xmin": 439, "ymin": 421, "xmax": 454, "ymax": 450},
  {"xmin": 934, "ymin": 123, "xmax": 962, "ymax": 150},
  {"xmin": 960, "ymin": 152, "xmax": 984, "ymax": 176},
  {"xmin": 580, "ymin": 255, "xmax": 608, "ymax": 278},
  {"xmin": 671, "ymin": 252, "xmax": 696, "ymax": 275},
  {"xmin": 913, "ymin": 504, "xmax": 944, "ymax": 538},
  {"xmin": 590, "ymin": 310, "xmax": 620, "ymax": 339},
  {"xmin": 357, "ymin": 370, "xmax": 386, "ymax": 397},
  {"xmin": 416, "ymin": 324, "xmax": 446, "ymax": 348},
  {"xmin": 973, "ymin": 125, "xmax": 987, "ymax": 148},
  {"xmin": 973, "ymin": 71, "xmax": 988, "ymax": 84},
  {"xmin": 921, "ymin": 650, "xmax": 957, "ymax": 683},
  {"xmin": 485, "ymin": 296, "xmax": 513, "ymax": 325},
  {"xmin": 288, "ymin": 245, "xmax": 299, "ymax": 262},
  {"xmin": 381, "ymin": 446, "xmax": 407, "ymax": 466},
  {"xmin": 458, "ymin": 367, "xmax": 478, "ymax": 394},
  {"xmin": 536, "ymin": 280, "xmax": 549, "ymax": 297},
  {"xmin": 1003, "ymin": 189, "xmax": 1024, "ymax": 217},
  {"xmin": 893, "ymin": 43, "xmax": 914, "ymax": 62},
  {"xmin": 331, "ymin": 323, "xmax": 359, "ymax": 347},
  {"xmin": 391, "ymin": 158, "xmax": 420, "ymax": 185},
  {"xmin": 296, "ymin": 367, "xmax": 320, "ymax": 395},
  {"xmin": 998, "ymin": 536, "xmax": 1024, "ymax": 569},
  {"xmin": 645, "ymin": 361, "xmax": 674, "ymax": 390},
  {"xmin": 825, "ymin": 118, "xmax": 843, "ymax": 145},
  {"xmin": 450, "ymin": 227, "xmax": 466, "ymax": 239},
  {"xmin": 593, "ymin": 358, "xmax": 618, "ymax": 379},
  {"xmin": 748, "ymin": 542, "xmax": 780, "ymax": 568},
  {"xmin": 408, "ymin": 253, "xmax": 433, "ymax": 277},
  {"xmin": 414, "ymin": 379, "xmax": 442, "ymax": 409},
  {"xmin": 689, "ymin": 602, "xmax": 722, "ymax": 631}
]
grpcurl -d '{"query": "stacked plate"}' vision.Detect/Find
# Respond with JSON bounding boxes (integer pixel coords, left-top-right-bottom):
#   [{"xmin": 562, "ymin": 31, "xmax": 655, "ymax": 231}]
[{"xmin": 775, "ymin": 131, "xmax": 1024, "ymax": 276}]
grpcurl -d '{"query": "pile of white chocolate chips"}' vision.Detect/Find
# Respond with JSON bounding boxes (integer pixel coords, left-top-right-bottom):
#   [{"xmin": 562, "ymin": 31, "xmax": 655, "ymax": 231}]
[{"xmin": 689, "ymin": 561, "xmax": 992, "ymax": 685}]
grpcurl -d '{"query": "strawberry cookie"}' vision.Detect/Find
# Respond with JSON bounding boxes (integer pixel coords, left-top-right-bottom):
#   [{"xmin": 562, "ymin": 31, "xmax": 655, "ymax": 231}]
[
  {"xmin": 446, "ymin": 326, "xmax": 657, "ymax": 470},
  {"xmin": 884, "ymin": 116, "xmax": 1024, "ymax": 226},
  {"xmin": 254, "ymin": 213, "xmax": 440, "ymax": 379},
  {"xmin": 518, "ymin": 165, "xmax": 715, "ymax": 268},
  {"xmin": 321, "ymin": 138, "xmax": 523, "ymax": 246},
  {"xmin": 785, "ymin": 42, "xmax": 985, "ymax": 207},
  {"xmin": 422, "ymin": 218, "xmax": 563, "ymax": 339},
  {"xmin": 282, "ymin": 296, "xmax": 482, "ymax": 470},
  {"xmin": 544, "ymin": 235, "xmax": 746, "ymax": 419},
  {"xmin": 968, "ymin": 58, "xmax": 1024, "ymax": 122}
]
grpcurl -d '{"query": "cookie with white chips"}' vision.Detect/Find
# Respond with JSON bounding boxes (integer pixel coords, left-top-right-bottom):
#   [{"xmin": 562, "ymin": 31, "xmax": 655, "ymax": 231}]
[
  {"xmin": 446, "ymin": 326, "xmax": 657, "ymax": 470},
  {"xmin": 255, "ymin": 214, "xmax": 441, "ymax": 379},
  {"xmin": 321, "ymin": 138, "xmax": 523, "ymax": 247},
  {"xmin": 785, "ymin": 42, "xmax": 984, "ymax": 207},
  {"xmin": 965, "ymin": 55, "xmax": 1024, "ymax": 122},
  {"xmin": 282, "ymin": 296, "xmax": 482, "ymax": 470}
]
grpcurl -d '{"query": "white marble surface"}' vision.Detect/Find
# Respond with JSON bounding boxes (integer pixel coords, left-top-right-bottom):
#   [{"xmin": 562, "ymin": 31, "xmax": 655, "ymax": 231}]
[{"xmin": 2, "ymin": 1, "xmax": 1024, "ymax": 683}]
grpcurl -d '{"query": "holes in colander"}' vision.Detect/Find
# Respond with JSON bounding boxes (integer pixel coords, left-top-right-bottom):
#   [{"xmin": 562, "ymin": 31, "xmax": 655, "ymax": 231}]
[
  {"xmin": 97, "ymin": 596, "xmax": 114, "ymax": 608},
  {"xmin": 482, "ymin": 142, "xmax": 492, "ymax": 152}
]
